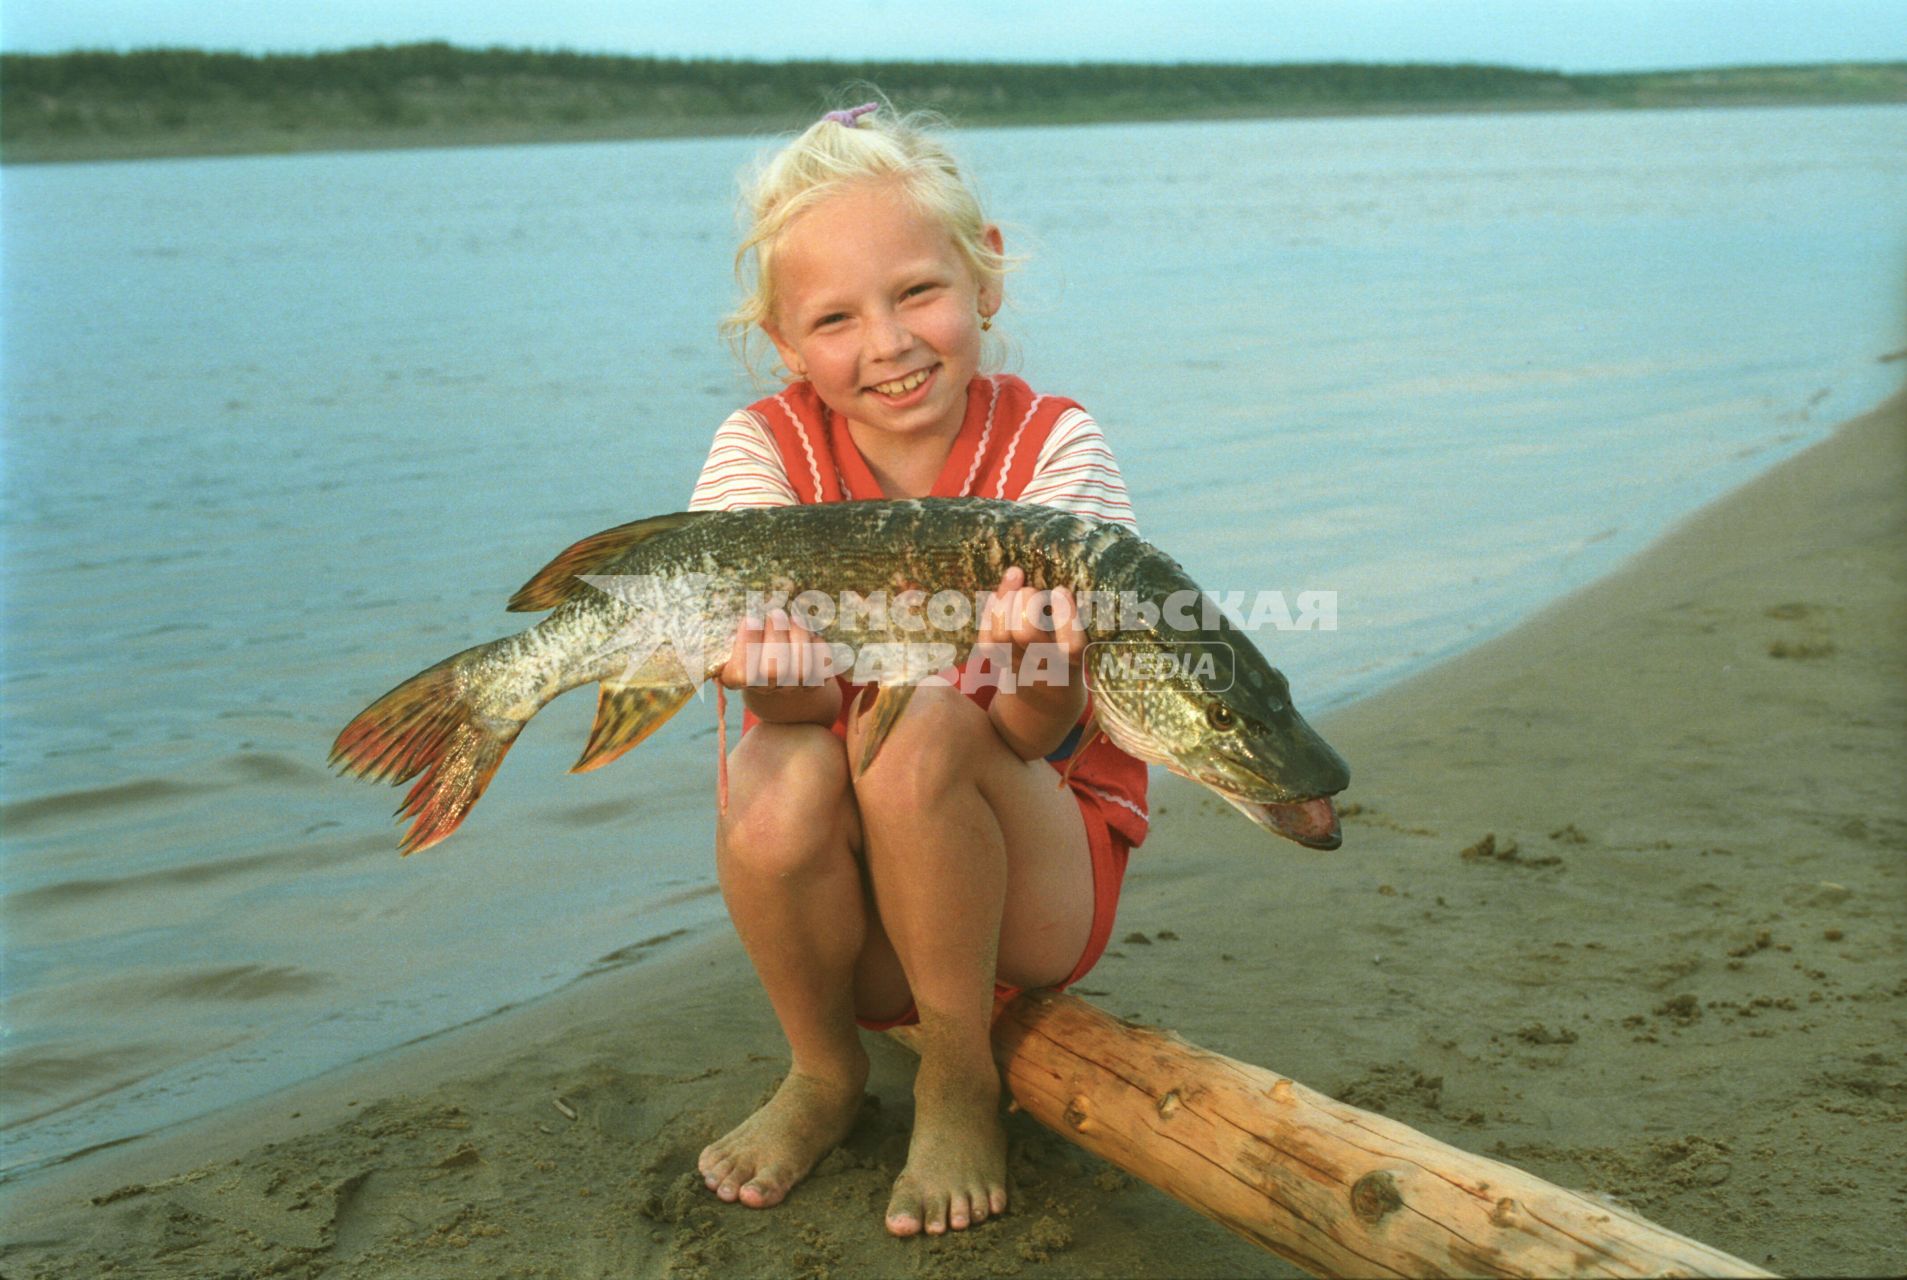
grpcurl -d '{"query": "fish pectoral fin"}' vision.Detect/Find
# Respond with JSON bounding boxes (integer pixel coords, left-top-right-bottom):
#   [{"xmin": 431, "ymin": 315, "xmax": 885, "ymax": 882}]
[
  {"xmin": 572, "ymin": 680, "xmax": 696, "ymax": 773},
  {"xmin": 508, "ymin": 511, "xmax": 711, "ymax": 612},
  {"xmin": 849, "ymin": 637, "xmax": 961, "ymax": 776},
  {"xmin": 853, "ymin": 682, "xmax": 920, "ymax": 777}
]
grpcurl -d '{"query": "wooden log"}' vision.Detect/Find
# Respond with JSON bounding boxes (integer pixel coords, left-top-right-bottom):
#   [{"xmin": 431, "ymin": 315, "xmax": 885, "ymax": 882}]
[{"xmin": 889, "ymin": 989, "xmax": 1772, "ymax": 1279}]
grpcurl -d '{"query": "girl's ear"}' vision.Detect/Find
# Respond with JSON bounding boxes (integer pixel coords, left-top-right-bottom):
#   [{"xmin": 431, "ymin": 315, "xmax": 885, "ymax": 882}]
[
  {"xmin": 978, "ymin": 223, "xmax": 1006, "ymax": 316},
  {"xmin": 763, "ymin": 321, "xmax": 805, "ymax": 380}
]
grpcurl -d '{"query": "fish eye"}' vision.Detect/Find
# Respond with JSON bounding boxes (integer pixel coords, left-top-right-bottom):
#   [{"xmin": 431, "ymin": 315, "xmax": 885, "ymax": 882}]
[{"xmin": 1206, "ymin": 703, "xmax": 1237, "ymax": 731}]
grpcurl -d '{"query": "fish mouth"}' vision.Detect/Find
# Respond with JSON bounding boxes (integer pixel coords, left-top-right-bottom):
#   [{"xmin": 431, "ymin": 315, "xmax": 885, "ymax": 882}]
[{"xmin": 1221, "ymin": 792, "xmax": 1342, "ymax": 850}]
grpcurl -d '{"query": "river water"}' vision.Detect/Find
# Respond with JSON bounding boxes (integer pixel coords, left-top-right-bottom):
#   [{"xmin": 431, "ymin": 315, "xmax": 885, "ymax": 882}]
[{"xmin": 2, "ymin": 104, "xmax": 1902, "ymax": 1177}]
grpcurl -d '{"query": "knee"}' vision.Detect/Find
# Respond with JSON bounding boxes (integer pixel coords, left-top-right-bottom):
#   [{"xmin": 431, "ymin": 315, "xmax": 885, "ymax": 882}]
[
  {"xmin": 719, "ymin": 723, "xmax": 854, "ymax": 879},
  {"xmin": 851, "ymin": 684, "xmax": 995, "ymax": 816}
]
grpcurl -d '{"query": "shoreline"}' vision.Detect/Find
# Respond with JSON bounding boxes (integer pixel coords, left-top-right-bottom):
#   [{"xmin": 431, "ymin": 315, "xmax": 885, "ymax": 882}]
[
  {"xmin": 5, "ymin": 93, "xmax": 1903, "ymax": 168},
  {"xmin": 2, "ymin": 393, "xmax": 1902, "ymax": 1276}
]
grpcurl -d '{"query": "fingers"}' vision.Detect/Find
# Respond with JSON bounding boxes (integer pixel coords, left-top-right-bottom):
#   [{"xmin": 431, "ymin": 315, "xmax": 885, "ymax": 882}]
[
  {"xmin": 979, "ymin": 568, "xmax": 1085, "ymax": 659},
  {"xmin": 719, "ymin": 614, "xmax": 764, "ymax": 689},
  {"xmin": 977, "ymin": 566, "xmax": 1023, "ymax": 646},
  {"xmin": 760, "ymin": 610, "xmax": 825, "ymax": 686},
  {"xmin": 1050, "ymin": 585, "xmax": 1086, "ymax": 659},
  {"xmin": 1037, "ymin": 585, "xmax": 1084, "ymax": 651},
  {"xmin": 723, "ymin": 608, "xmax": 831, "ymax": 689}
]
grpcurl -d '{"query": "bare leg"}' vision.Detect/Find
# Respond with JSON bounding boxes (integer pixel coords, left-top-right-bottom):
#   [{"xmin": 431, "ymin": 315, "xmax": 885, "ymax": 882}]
[
  {"xmin": 848, "ymin": 686, "xmax": 1094, "ymax": 1236},
  {"xmin": 697, "ymin": 723, "xmax": 869, "ymax": 1208}
]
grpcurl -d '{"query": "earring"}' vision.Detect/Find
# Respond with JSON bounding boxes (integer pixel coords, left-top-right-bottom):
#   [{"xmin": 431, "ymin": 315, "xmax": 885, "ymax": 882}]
[{"xmin": 980, "ymin": 315, "xmax": 993, "ymax": 332}]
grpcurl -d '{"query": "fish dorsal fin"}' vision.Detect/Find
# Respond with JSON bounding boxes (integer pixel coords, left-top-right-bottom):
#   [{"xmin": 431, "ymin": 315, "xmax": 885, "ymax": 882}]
[{"xmin": 508, "ymin": 511, "xmax": 710, "ymax": 612}]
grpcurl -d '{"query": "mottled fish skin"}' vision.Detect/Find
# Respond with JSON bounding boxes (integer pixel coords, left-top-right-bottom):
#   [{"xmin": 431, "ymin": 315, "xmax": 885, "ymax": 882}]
[{"xmin": 333, "ymin": 498, "xmax": 1349, "ymax": 853}]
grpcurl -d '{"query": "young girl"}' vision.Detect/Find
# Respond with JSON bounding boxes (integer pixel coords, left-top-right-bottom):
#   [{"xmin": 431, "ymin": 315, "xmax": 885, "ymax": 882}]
[{"xmin": 686, "ymin": 99, "xmax": 1148, "ymax": 1238}]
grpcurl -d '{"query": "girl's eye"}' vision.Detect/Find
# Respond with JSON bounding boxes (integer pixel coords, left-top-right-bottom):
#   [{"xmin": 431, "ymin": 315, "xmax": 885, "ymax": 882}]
[
  {"xmin": 814, "ymin": 312, "xmax": 848, "ymax": 330},
  {"xmin": 903, "ymin": 283, "xmax": 937, "ymax": 299}
]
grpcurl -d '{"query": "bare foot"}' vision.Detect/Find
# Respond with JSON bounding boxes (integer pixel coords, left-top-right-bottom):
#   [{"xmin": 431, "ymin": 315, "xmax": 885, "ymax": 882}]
[
  {"xmin": 885, "ymin": 1057, "xmax": 1009, "ymax": 1236},
  {"xmin": 699, "ymin": 1063, "xmax": 867, "ymax": 1209}
]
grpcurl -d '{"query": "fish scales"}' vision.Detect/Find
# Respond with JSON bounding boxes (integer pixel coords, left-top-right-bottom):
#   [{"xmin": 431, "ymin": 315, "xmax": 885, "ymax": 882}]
[
  {"xmin": 333, "ymin": 498, "xmax": 1348, "ymax": 854},
  {"xmin": 570, "ymin": 501, "xmax": 1116, "ymax": 666}
]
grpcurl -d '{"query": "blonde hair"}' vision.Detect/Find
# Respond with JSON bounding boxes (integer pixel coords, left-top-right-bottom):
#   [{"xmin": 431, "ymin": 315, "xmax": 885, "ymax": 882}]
[{"xmin": 721, "ymin": 94, "xmax": 1016, "ymax": 381}]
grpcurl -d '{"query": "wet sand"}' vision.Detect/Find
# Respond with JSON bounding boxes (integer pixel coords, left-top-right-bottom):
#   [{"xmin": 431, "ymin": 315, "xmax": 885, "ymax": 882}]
[{"xmin": 2, "ymin": 394, "xmax": 1902, "ymax": 1278}]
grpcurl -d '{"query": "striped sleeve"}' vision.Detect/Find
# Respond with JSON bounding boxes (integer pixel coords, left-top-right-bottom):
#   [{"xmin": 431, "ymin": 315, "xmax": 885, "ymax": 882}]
[
  {"xmin": 1016, "ymin": 408, "xmax": 1139, "ymax": 531},
  {"xmin": 688, "ymin": 410, "xmax": 798, "ymax": 511}
]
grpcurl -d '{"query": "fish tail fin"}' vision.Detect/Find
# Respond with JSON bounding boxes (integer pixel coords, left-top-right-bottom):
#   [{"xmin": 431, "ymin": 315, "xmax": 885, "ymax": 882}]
[
  {"xmin": 330, "ymin": 642, "xmax": 527, "ymax": 854},
  {"xmin": 391, "ymin": 717, "xmax": 520, "ymax": 855},
  {"xmin": 572, "ymin": 681, "xmax": 695, "ymax": 773}
]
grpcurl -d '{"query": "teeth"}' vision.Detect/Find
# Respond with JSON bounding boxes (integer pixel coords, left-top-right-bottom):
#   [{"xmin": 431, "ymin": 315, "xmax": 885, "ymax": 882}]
[{"xmin": 872, "ymin": 369, "xmax": 930, "ymax": 396}]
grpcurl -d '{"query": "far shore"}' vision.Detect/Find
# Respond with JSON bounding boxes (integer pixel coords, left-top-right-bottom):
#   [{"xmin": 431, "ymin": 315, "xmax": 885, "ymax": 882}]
[
  {"xmin": 6, "ymin": 46, "xmax": 1903, "ymax": 165},
  {"xmin": 3, "ymin": 93, "xmax": 1901, "ymax": 167}
]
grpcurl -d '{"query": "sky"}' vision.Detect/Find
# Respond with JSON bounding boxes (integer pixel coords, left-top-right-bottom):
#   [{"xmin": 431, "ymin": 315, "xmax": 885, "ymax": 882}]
[{"xmin": 3, "ymin": 0, "xmax": 1904, "ymax": 71}]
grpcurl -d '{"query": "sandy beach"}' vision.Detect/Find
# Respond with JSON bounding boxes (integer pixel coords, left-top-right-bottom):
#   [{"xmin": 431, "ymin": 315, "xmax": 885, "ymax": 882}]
[{"xmin": 3, "ymin": 390, "xmax": 1901, "ymax": 1278}]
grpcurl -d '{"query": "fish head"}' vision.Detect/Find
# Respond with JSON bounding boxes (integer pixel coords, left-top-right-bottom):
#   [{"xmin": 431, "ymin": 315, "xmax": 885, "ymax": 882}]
[{"xmin": 1088, "ymin": 603, "xmax": 1350, "ymax": 850}]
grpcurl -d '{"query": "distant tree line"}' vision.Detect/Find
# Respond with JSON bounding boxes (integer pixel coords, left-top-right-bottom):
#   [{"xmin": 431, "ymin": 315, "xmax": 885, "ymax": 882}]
[
  {"xmin": 4, "ymin": 43, "xmax": 1901, "ymax": 160},
  {"xmin": 2, "ymin": 43, "xmax": 1577, "ymax": 104}
]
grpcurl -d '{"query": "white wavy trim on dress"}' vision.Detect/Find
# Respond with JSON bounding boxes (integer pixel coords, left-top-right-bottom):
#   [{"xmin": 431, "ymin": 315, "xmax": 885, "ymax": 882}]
[
  {"xmin": 686, "ymin": 402, "xmax": 1138, "ymax": 535},
  {"xmin": 688, "ymin": 411, "xmax": 799, "ymax": 511},
  {"xmin": 1015, "ymin": 410, "xmax": 1140, "ymax": 531},
  {"xmin": 1082, "ymin": 784, "xmax": 1151, "ymax": 829}
]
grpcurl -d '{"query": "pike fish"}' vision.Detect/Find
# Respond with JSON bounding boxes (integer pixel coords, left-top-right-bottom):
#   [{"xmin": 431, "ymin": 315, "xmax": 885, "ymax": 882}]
[{"xmin": 332, "ymin": 498, "xmax": 1350, "ymax": 854}]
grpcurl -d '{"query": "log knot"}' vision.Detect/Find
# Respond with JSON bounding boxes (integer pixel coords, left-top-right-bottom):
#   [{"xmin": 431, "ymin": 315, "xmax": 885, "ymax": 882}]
[
  {"xmin": 1350, "ymin": 1169, "xmax": 1405, "ymax": 1225},
  {"xmin": 1490, "ymin": 1196, "xmax": 1520, "ymax": 1227},
  {"xmin": 1156, "ymin": 1089, "xmax": 1182, "ymax": 1120},
  {"xmin": 1064, "ymin": 1094, "xmax": 1092, "ymax": 1132}
]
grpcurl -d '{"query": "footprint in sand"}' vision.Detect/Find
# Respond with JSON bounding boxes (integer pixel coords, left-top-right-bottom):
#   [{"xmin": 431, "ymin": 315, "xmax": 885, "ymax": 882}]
[{"xmin": 1764, "ymin": 601, "xmax": 1836, "ymax": 659}]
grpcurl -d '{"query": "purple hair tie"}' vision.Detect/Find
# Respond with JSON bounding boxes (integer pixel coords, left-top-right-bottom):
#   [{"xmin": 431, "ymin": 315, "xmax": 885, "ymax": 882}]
[{"xmin": 823, "ymin": 102, "xmax": 879, "ymax": 128}]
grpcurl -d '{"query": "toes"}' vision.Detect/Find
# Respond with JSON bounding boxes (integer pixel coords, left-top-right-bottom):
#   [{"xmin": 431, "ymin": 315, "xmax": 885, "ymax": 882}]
[
  {"xmin": 949, "ymin": 1183, "xmax": 997, "ymax": 1229},
  {"xmin": 925, "ymin": 1194, "xmax": 949, "ymax": 1235},
  {"xmin": 697, "ymin": 1145, "xmax": 728, "ymax": 1184},
  {"xmin": 885, "ymin": 1180, "xmax": 924, "ymax": 1237},
  {"xmin": 739, "ymin": 1172, "xmax": 786, "ymax": 1209}
]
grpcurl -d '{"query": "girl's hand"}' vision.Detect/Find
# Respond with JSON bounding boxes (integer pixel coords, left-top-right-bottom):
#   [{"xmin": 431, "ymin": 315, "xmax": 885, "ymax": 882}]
[
  {"xmin": 720, "ymin": 609, "xmax": 833, "ymax": 689},
  {"xmin": 979, "ymin": 567, "xmax": 1088, "ymax": 760},
  {"xmin": 977, "ymin": 566, "xmax": 1086, "ymax": 671},
  {"xmin": 721, "ymin": 609, "xmax": 841, "ymax": 725}
]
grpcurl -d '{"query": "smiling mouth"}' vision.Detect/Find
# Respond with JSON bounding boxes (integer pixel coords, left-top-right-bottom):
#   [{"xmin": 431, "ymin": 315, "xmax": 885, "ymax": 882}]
[{"xmin": 869, "ymin": 367, "xmax": 933, "ymax": 397}]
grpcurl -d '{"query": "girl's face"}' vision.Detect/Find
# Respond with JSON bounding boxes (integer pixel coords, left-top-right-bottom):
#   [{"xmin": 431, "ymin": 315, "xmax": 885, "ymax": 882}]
[{"xmin": 764, "ymin": 179, "xmax": 1001, "ymax": 444}]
